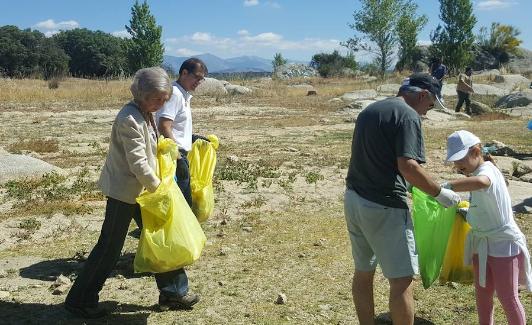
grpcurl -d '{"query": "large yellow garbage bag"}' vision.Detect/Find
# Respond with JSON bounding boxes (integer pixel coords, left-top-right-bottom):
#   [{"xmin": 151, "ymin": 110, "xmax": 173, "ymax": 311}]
[
  {"xmin": 187, "ymin": 134, "xmax": 219, "ymax": 223},
  {"xmin": 134, "ymin": 137, "xmax": 206, "ymax": 273},
  {"xmin": 440, "ymin": 201, "xmax": 473, "ymax": 284}
]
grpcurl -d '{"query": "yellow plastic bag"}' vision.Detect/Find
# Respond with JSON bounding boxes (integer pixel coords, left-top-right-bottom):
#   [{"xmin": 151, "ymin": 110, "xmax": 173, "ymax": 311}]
[
  {"xmin": 134, "ymin": 137, "xmax": 206, "ymax": 273},
  {"xmin": 440, "ymin": 201, "xmax": 473, "ymax": 284},
  {"xmin": 187, "ymin": 134, "xmax": 219, "ymax": 223}
]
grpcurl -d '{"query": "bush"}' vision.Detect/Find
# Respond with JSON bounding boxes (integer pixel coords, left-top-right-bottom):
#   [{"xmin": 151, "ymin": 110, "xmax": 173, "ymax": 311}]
[{"xmin": 311, "ymin": 50, "xmax": 358, "ymax": 78}]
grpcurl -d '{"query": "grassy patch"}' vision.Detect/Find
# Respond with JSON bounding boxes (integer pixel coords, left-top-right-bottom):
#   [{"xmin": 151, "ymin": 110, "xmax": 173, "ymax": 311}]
[{"xmin": 7, "ymin": 139, "xmax": 59, "ymax": 154}]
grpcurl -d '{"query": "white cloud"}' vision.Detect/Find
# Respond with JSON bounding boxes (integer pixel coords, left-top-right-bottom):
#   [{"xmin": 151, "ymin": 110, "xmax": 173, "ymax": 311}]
[
  {"xmin": 34, "ymin": 19, "xmax": 79, "ymax": 31},
  {"xmin": 191, "ymin": 32, "xmax": 213, "ymax": 42},
  {"xmin": 476, "ymin": 0, "xmax": 517, "ymax": 10},
  {"xmin": 112, "ymin": 30, "xmax": 131, "ymax": 39},
  {"xmin": 243, "ymin": 0, "xmax": 259, "ymax": 7},
  {"xmin": 243, "ymin": 32, "xmax": 283, "ymax": 43},
  {"xmin": 165, "ymin": 31, "xmax": 342, "ymax": 60},
  {"xmin": 175, "ymin": 48, "xmax": 201, "ymax": 56}
]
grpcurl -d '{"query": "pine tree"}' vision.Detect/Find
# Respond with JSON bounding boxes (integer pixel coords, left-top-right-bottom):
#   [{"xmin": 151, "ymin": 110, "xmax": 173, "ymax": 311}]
[
  {"xmin": 430, "ymin": 0, "xmax": 476, "ymax": 74},
  {"xmin": 125, "ymin": 0, "xmax": 164, "ymax": 73},
  {"xmin": 272, "ymin": 53, "xmax": 287, "ymax": 72}
]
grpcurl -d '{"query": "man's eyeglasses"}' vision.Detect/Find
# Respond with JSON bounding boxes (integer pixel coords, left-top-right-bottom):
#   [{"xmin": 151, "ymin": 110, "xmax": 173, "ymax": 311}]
[{"xmin": 190, "ymin": 72, "xmax": 205, "ymax": 82}]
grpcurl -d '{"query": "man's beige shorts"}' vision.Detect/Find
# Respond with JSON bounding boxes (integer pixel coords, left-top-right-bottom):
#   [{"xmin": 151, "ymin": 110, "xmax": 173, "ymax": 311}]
[{"xmin": 344, "ymin": 189, "xmax": 418, "ymax": 278}]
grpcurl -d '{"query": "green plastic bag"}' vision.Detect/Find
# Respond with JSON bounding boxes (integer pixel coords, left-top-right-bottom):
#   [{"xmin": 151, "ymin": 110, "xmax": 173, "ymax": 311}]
[{"xmin": 412, "ymin": 187, "xmax": 456, "ymax": 289}]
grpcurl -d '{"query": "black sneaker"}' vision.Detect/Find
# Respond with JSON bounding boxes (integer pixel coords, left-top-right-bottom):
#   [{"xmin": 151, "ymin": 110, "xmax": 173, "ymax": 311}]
[
  {"xmin": 158, "ymin": 293, "xmax": 200, "ymax": 311},
  {"xmin": 65, "ymin": 303, "xmax": 108, "ymax": 319}
]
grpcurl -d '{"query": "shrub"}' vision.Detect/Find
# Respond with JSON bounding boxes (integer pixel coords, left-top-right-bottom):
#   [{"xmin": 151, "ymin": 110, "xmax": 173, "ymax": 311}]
[{"xmin": 311, "ymin": 50, "xmax": 358, "ymax": 78}]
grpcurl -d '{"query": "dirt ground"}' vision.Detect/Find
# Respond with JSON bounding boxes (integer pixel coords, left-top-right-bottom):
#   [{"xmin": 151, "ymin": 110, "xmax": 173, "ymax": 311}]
[{"xmin": 0, "ymin": 78, "xmax": 531, "ymax": 324}]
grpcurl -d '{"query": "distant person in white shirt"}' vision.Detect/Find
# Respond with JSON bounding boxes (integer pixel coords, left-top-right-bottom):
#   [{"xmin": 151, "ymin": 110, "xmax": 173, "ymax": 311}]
[
  {"xmin": 442, "ymin": 130, "xmax": 531, "ymax": 325},
  {"xmin": 155, "ymin": 58, "xmax": 209, "ymax": 309}
]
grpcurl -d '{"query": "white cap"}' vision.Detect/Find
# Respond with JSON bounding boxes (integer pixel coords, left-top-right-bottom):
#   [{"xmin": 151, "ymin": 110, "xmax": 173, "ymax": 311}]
[{"xmin": 446, "ymin": 130, "xmax": 481, "ymax": 162}]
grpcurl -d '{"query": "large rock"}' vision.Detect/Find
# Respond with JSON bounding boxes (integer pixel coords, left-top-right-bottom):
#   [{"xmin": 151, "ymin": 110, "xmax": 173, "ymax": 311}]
[
  {"xmin": 340, "ymin": 89, "xmax": 377, "ymax": 102},
  {"xmin": 495, "ymin": 92, "xmax": 532, "ymax": 108},
  {"xmin": 377, "ymin": 84, "xmax": 401, "ymax": 96},
  {"xmin": 472, "ymin": 84, "xmax": 509, "ymax": 97},
  {"xmin": 507, "ymin": 48, "xmax": 532, "ymax": 75},
  {"xmin": 273, "ymin": 64, "xmax": 319, "ymax": 80},
  {"xmin": 225, "ymin": 84, "xmax": 252, "ymax": 95},
  {"xmin": 441, "ymin": 83, "xmax": 458, "ymax": 98},
  {"xmin": 475, "ymin": 69, "xmax": 501, "ymax": 79},
  {"xmin": 469, "ymin": 100, "xmax": 493, "ymax": 115},
  {"xmin": 193, "ymin": 77, "xmax": 228, "ymax": 96},
  {"xmin": 493, "ymin": 74, "xmax": 530, "ymax": 92},
  {"xmin": 0, "ymin": 152, "xmax": 61, "ymax": 183}
]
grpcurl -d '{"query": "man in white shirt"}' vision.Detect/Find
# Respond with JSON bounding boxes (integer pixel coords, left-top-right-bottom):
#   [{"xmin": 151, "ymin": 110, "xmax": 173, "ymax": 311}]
[
  {"xmin": 157, "ymin": 58, "xmax": 208, "ymax": 206},
  {"xmin": 155, "ymin": 58, "xmax": 208, "ymax": 310}
]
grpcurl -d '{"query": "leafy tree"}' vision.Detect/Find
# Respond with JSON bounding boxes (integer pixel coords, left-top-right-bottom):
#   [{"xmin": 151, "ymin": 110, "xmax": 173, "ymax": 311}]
[
  {"xmin": 477, "ymin": 23, "xmax": 522, "ymax": 65},
  {"xmin": 125, "ymin": 0, "xmax": 164, "ymax": 72},
  {"xmin": 0, "ymin": 25, "xmax": 68, "ymax": 78},
  {"xmin": 310, "ymin": 50, "xmax": 358, "ymax": 78},
  {"xmin": 430, "ymin": 0, "xmax": 476, "ymax": 74},
  {"xmin": 395, "ymin": 6, "xmax": 427, "ymax": 71},
  {"xmin": 272, "ymin": 52, "xmax": 287, "ymax": 71},
  {"xmin": 344, "ymin": 0, "xmax": 417, "ymax": 77},
  {"xmin": 54, "ymin": 28, "xmax": 128, "ymax": 77}
]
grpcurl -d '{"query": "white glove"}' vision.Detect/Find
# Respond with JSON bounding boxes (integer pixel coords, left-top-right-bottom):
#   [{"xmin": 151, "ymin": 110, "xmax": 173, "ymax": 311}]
[{"xmin": 434, "ymin": 187, "xmax": 461, "ymax": 208}]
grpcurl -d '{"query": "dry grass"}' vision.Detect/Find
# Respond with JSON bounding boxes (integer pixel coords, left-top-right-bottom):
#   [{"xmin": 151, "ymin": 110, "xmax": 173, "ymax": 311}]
[
  {"xmin": 7, "ymin": 138, "xmax": 59, "ymax": 154},
  {"xmin": 0, "ymin": 76, "xmax": 530, "ymax": 324}
]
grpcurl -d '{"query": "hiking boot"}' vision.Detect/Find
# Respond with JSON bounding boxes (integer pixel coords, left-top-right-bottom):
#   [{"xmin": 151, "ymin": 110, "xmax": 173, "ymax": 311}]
[
  {"xmin": 158, "ymin": 292, "xmax": 200, "ymax": 311},
  {"xmin": 65, "ymin": 303, "xmax": 108, "ymax": 319}
]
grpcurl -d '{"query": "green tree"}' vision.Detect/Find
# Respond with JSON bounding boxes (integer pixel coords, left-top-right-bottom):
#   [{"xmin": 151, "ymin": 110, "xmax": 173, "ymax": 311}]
[
  {"xmin": 396, "ymin": 6, "xmax": 427, "ymax": 71},
  {"xmin": 125, "ymin": 0, "xmax": 164, "ymax": 72},
  {"xmin": 430, "ymin": 0, "xmax": 476, "ymax": 74},
  {"xmin": 477, "ymin": 22, "xmax": 522, "ymax": 65},
  {"xmin": 311, "ymin": 50, "xmax": 358, "ymax": 78},
  {"xmin": 344, "ymin": 0, "xmax": 416, "ymax": 77},
  {"xmin": 0, "ymin": 25, "xmax": 68, "ymax": 78},
  {"xmin": 54, "ymin": 28, "xmax": 128, "ymax": 77},
  {"xmin": 272, "ymin": 52, "xmax": 287, "ymax": 72}
]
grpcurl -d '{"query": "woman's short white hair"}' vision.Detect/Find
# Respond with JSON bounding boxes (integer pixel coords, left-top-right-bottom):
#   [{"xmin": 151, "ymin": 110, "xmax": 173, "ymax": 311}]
[{"xmin": 130, "ymin": 67, "xmax": 173, "ymax": 103}]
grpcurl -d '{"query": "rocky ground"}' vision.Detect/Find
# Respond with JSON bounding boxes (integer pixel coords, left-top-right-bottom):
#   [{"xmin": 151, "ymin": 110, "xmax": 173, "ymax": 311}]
[{"xmin": 0, "ymin": 75, "xmax": 530, "ymax": 324}]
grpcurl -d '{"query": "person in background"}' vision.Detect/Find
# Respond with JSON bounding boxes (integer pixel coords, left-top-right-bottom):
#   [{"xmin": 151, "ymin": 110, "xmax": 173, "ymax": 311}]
[
  {"xmin": 344, "ymin": 73, "xmax": 461, "ymax": 325},
  {"xmin": 430, "ymin": 57, "xmax": 447, "ymax": 102},
  {"xmin": 455, "ymin": 67, "xmax": 474, "ymax": 114},
  {"xmin": 65, "ymin": 67, "xmax": 198, "ymax": 318},
  {"xmin": 155, "ymin": 58, "xmax": 209, "ymax": 308},
  {"xmin": 442, "ymin": 130, "xmax": 531, "ymax": 325}
]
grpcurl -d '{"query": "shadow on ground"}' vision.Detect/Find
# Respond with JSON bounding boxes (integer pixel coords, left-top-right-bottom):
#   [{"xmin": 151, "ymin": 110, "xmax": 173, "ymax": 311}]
[
  {"xmin": 376, "ymin": 312, "xmax": 435, "ymax": 325},
  {"xmin": 0, "ymin": 301, "xmax": 152, "ymax": 324},
  {"xmin": 19, "ymin": 253, "xmax": 147, "ymax": 281}
]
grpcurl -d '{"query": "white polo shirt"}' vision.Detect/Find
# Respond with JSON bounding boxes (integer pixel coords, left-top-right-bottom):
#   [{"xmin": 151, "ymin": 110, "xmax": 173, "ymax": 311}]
[{"xmin": 156, "ymin": 82, "xmax": 193, "ymax": 151}]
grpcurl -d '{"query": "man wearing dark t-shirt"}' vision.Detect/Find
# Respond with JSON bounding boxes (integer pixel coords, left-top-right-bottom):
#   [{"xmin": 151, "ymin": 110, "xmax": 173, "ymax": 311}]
[{"xmin": 344, "ymin": 73, "xmax": 460, "ymax": 325}]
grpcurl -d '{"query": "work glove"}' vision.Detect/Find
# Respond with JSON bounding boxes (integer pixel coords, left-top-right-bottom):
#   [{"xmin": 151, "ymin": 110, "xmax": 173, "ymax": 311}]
[
  {"xmin": 176, "ymin": 158, "xmax": 188, "ymax": 181},
  {"xmin": 434, "ymin": 187, "xmax": 461, "ymax": 208},
  {"xmin": 192, "ymin": 134, "xmax": 210, "ymax": 143}
]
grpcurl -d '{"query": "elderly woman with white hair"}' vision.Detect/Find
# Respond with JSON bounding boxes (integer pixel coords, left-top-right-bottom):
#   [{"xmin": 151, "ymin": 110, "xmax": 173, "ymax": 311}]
[{"xmin": 65, "ymin": 67, "xmax": 196, "ymax": 318}]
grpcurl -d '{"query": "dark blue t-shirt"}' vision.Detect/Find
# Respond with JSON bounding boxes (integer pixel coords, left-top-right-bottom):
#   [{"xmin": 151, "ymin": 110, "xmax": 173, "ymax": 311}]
[{"xmin": 346, "ymin": 97, "xmax": 426, "ymax": 209}]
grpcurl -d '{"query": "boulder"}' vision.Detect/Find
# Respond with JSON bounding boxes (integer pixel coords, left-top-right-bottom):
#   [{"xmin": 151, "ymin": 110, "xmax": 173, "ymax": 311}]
[
  {"xmin": 0, "ymin": 152, "xmax": 61, "ymax": 184},
  {"xmin": 347, "ymin": 100, "xmax": 377, "ymax": 110},
  {"xmin": 377, "ymin": 84, "xmax": 401, "ymax": 96},
  {"xmin": 472, "ymin": 84, "xmax": 509, "ymax": 97},
  {"xmin": 273, "ymin": 64, "xmax": 319, "ymax": 80},
  {"xmin": 495, "ymin": 92, "xmax": 532, "ymax": 108},
  {"xmin": 287, "ymin": 84, "xmax": 315, "ymax": 92},
  {"xmin": 505, "ymin": 104, "xmax": 532, "ymax": 117},
  {"xmin": 475, "ymin": 69, "xmax": 501, "ymax": 79},
  {"xmin": 469, "ymin": 100, "xmax": 493, "ymax": 115},
  {"xmin": 340, "ymin": 89, "xmax": 377, "ymax": 102},
  {"xmin": 225, "ymin": 84, "xmax": 252, "ymax": 95},
  {"xmin": 441, "ymin": 84, "xmax": 458, "ymax": 98},
  {"xmin": 483, "ymin": 140, "xmax": 517, "ymax": 156},
  {"xmin": 193, "ymin": 77, "xmax": 228, "ymax": 96},
  {"xmin": 493, "ymin": 74, "xmax": 530, "ymax": 92},
  {"xmin": 507, "ymin": 48, "xmax": 532, "ymax": 75}
]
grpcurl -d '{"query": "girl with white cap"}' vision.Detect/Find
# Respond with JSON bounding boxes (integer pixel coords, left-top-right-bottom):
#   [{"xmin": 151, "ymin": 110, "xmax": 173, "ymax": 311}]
[{"xmin": 442, "ymin": 130, "xmax": 531, "ymax": 325}]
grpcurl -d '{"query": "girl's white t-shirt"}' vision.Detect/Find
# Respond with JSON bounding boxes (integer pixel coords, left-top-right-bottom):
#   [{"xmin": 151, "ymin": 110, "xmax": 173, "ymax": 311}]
[{"xmin": 467, "ymin": 161, "xmax": 520, "ymax": 257}]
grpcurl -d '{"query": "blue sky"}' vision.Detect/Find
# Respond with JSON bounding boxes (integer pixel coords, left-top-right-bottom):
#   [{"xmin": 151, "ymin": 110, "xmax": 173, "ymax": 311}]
[{"xmin": 1, "ymin": 0, "xmax": 530, "ymax": 62}]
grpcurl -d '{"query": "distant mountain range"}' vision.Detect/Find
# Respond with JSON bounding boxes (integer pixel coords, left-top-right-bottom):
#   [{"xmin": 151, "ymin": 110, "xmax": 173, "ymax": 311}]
[{"xmin": 163, "ymin": 53, "xmax": 307, "ymax": 73}]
